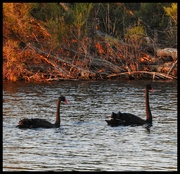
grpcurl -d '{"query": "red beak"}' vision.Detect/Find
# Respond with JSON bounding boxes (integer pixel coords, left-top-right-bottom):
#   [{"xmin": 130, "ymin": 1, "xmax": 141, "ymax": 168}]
[
  {"xmin": 151, "ymin": 88, "xmax": 154, "ymax": 92},
  {"xmin": 65, "ymin": 99, "xmax": 69, "ymax": 104}
]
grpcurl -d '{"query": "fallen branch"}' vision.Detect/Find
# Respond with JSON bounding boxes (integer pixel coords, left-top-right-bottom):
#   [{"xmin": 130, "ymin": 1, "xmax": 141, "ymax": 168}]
[
  {"xmin": 27, "ymin": 43, "xmax": 96, "ymax": 77},
  {"xmin": 38, "ymin": 55, "xmax": 71, "ymax": 77},
  {"xmin": 107, "ymin": 71, "xmax": 176, "ymax": 80},
  {"xmin": 167, "ymin": 60, "xmax": 177, "ymax": 75},
  {"xmin": 59, "ymin": 3, "xmax": 69, "ymax": 11},
  {"xmin": 62, "ymin": 44, "xmax": 125, "ymax": 73},
  {"xmin": 95, "ymin": 30, "xmax": 130, "ymax": 47}
]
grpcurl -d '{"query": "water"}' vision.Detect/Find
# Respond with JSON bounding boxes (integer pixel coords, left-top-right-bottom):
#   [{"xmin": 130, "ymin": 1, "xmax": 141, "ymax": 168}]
[{"xmin": 3, "ymin": 80, "xmax": 177, "ymax": 171}]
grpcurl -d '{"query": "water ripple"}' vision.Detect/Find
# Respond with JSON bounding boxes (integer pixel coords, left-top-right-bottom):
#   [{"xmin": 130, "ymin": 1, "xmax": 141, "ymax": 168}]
[{"xmin": 3, "ymin": 80, "xmax": 177, "ymax": 171}]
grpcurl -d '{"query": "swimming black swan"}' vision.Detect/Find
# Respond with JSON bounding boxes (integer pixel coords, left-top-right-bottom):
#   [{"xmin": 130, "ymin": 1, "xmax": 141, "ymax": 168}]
[
  {"xmin": 105, "ymin": 84, "xmax": 154, "ymax": 127},
  {"xmin": 16, "ymin": 95, "xmax": 69, "ymax": 129}
]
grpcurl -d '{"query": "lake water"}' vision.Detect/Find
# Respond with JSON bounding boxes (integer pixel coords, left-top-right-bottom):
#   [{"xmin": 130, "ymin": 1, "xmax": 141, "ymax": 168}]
[{"xmin": 3, "ymin": 80, "xmax": 177, "ymax": 171}]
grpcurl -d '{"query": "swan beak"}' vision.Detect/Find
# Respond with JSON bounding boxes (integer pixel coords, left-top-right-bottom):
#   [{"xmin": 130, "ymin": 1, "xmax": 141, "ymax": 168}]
[
  {"xmin": 65, "ymin": 99, "xmax": 69, "ymax": 104},
  {"xmin": 151, "ymin": 88, "xmax": 154, "ymax": 92}
]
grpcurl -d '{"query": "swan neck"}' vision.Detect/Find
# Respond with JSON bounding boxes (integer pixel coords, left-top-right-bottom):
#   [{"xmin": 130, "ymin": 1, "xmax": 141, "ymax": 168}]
[
  {"xmin": 145, "ymin": 88, "xmax": 152, "ymax": 124},
  {"xmin": 55, "ymin": 99, "xmax": 61, "ymax": 127}
]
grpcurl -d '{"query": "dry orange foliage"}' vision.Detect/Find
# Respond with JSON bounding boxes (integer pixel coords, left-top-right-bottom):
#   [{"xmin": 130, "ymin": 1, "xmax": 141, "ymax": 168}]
[{"xmin": 95, "ymin": 43, "xmax": 105, "ymax": 54}]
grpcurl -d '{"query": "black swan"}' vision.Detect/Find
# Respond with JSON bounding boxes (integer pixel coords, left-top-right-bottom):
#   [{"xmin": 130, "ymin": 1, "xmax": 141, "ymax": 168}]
[
  {"xmin": 16, "ymin": 95, "xmax": 69, "ymax": 129},
  {"xmin": 105, "ymin": 84, "xmax": 154, "ymax": 127}
]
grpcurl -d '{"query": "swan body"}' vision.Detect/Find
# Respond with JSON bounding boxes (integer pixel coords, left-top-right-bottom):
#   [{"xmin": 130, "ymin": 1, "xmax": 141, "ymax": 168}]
[
  {"xmin": 105, "ymin": 84, "xmax": 154, "ymax": 127},
  {"xmin": 17, "ymin": 118, "xmax": 55, "ymax": 128},
  {"xmin": 16, "ymin": 95, "xmax": 68, "ymax": 129},
  {"xmin": 105, "ymin": 112, "xmax": 147, "ymax": 126}
]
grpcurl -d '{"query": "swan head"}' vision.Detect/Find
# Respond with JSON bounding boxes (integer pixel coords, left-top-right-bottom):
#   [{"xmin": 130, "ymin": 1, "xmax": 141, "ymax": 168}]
[
  {"xmin": 109, "ymin": 111, "xmax": 123, "ymax": 120},
  {"xmin": 146, "ymin": 84, "xmax": 154, "ymax": 92},
  {"xmin": 111, "ymin": 112, "xmax": 118, "ymax": 119},
  {"xmin": 59, "ymin": 95, "xmax": 69, "ymax": 104}
]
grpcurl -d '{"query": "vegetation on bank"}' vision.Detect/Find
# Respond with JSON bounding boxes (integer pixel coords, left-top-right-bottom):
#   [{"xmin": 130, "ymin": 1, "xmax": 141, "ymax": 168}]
[{"xmin": 3, "ymin": 3, "xmax": 177, "ymax": 82}]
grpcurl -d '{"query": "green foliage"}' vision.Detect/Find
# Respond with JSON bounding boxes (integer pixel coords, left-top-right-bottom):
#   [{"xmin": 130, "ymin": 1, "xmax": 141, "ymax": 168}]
[
  {"xmin": 71, "ymin": 3, "xmax": 93, "ymax": 28},
  {"xmin": 135, "ymin": 3, "xmax": 169, "ymax": 29},
  {"xmin": 30, "ymin": 3, "xmax": 63, "ymax": 22},
  {"xmin": 124, "ymin": 22, "xmax": 145, "ymax": 71},
  {"xmin": 163, "ymin": 3, "xmax": 177, "ymax": 46},
  {"xmin": 30, "ymin": 3, "xmax": 68, "ymax": 47},
  {"xmin": 69, "ymin": 3, "xmax": 93, "ymax": 42},
  {"xmin": 133, "ymin": 3, "xmax": 175, "ymax": 46},
  {"xmin": 4, "ymin": 2, "xmax": 176, "ymax": 47},
  {"xmin": 97, "ymin": 3, "xmax": 126, "ymax": 38},
  {"xmin": 163, "ymin": 3, "xmax": 177, "ymax": 25},
  {"xmin": 30, "ymin": 3, "xmax": 94, "ymax": 47},
  {"xmin": 125, "ymin": 22, "xmax": 145, "ymax": 41}
]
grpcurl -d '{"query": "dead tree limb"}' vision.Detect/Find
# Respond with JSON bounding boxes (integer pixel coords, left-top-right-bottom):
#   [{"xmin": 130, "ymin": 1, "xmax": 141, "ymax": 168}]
[
  {"xmin": 95, "ymin": 30, "xmax": 130, "ymax": 47},
  {"xmin": 61, "ymin": 44, "xmax": 125, "ymax": 73},
  {"xmin": 59, "ymin": 3, "xmax": 69, "ymax": 11},
  {"xmin": 107, "ymin": 71, "xmax": 176, "ymax": 80},
  {"xmin": 167, "ymin": 60, "xmax": 177, "ymax": 75},
  {"xmin": 27, "ymin": 43, "xmax": 96, "ymax": 76}
]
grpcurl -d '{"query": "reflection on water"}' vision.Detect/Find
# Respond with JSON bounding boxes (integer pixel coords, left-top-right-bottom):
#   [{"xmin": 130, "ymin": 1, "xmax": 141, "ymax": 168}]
[{"xmin": 3, "ymin": 80, "xmax": 177, "ymax": 171}]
